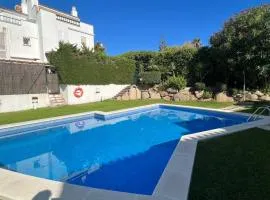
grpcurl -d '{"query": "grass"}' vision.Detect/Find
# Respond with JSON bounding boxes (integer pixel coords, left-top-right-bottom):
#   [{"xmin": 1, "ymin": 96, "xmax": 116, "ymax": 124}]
[
  {"xmin": 0, "ymin": 100, "xmax": 234, "ymax": 125},
  {"xmin": 238, "ymin": 101, "xmax": 270, "ymax": 114},
  {"xmin": 189, "ymin": 128, "xmax": 270, "ymax": 200}
]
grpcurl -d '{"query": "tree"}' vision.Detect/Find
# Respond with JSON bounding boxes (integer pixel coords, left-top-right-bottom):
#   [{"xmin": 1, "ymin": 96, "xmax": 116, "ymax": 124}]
[
  {"xmin": 94, "ymin": 42, "xmax": 106, "ymax": 55},
  {"xmin": 210, "ymin": 5, "xmax": 270, "ymax": 89},
  {"xmin": 159, "ymin": 38, "xmax": 168, "ymax": 52},
  {"xmin": 191, "ymin": 38, "xmax": 202, "ymax": 48}
]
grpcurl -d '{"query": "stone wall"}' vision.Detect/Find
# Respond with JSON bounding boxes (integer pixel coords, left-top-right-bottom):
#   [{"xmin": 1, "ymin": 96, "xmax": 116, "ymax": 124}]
[{"xmin": 115, "ymin": 85, "xmax": 270, "ymax": 103}]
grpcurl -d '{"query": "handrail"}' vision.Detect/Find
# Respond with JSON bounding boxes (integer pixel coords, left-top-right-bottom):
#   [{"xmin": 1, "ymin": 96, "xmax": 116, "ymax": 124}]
[{"xmin": 247, "ymin": 106, "xmax": 270, "ymax": 122}]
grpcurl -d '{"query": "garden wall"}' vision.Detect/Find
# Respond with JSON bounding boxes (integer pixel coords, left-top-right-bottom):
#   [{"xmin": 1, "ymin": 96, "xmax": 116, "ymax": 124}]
[
  {"xmin": 60, "ymin": 84, "xmax": 129, "ymax": 105},
  {"xmin": 0, "ymin": 94, "xmax": 50, "ymax": 113}
]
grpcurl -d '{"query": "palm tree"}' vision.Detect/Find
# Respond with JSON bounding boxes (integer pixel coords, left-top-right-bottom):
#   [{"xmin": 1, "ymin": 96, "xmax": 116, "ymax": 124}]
[{"xmin": 192, "ymin": 38, "xmax": 202, "ymax": 48}]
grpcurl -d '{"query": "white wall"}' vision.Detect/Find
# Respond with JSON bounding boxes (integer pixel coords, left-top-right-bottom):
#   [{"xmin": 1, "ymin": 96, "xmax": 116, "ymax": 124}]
[
  {"xmin": 0, "ymin": 11, "xmax": 40, "ymax": 61},
  {"xmin": 60, "ymin": 84, "xmax": 129, "ymax": 105},
  {"xmin": 0, "ymin": 4, "xmax": 94, "ymax": 63},
  {"xmin": 38, "ymin": 8, "xmax": 94, "ymax": 62},
  {"xmin": 0, "ymin": 94, "xmax": 50, "ymax": 113}
]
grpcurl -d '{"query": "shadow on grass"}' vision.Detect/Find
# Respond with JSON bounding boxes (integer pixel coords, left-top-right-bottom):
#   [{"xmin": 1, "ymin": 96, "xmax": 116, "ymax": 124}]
[
  {"xmin": 188, "ymin": 128, "xmax": 270, "ymax": 200},
  {"xmin": 237, "ymin": 101, "xmax": 270, "ymax": 114}
]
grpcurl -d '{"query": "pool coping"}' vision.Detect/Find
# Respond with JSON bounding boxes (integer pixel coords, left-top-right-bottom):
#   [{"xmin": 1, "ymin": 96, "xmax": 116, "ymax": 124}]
[{"xmin": 0, "ymin": 104, "xmax": 269, "ymax": 200}]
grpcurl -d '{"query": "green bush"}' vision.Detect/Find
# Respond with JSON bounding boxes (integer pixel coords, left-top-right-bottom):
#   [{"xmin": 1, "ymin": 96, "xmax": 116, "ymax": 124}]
[
  {"xmin": 140, "ymin": 71, "xmax": 161, "ymax": 85},
  {"xmin": 194, "ymin": 82, "xmax": 206, "ymax": 91},
  {"xmin": 228, "ymin": 88, "xmax": 239, "ymax": 96},
  {"xmin": 216, "ymin": 82, "xmax": 227, "ymax": 92},
  {"xmin": 164, "ymin": 76, "xmax": 187, "ymax": 90},
  {"xmin": 47, "ymin": 42, "xmax": 136, "ymax": 84},
  {"xmin": 202, "ymin": 90, "xmax": 213, "ymax": 99}
]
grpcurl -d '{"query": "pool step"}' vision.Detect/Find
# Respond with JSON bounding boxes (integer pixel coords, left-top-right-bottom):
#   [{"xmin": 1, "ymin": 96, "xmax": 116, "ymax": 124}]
[{"xmin": 49, "ymin": 94, "xmax": 66, "ymax": 107}]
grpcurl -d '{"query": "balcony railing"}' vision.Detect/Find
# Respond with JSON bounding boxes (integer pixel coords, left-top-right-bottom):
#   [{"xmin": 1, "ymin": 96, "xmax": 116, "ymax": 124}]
[{"xmin": 0, "ymin": 15, "xmax": 22, "ymax": 26}]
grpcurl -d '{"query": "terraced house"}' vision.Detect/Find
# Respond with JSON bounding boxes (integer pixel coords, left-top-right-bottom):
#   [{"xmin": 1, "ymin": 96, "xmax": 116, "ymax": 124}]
[{"xmin": 0, "ymin": 0, "xmax": 94, "ymax": 62}]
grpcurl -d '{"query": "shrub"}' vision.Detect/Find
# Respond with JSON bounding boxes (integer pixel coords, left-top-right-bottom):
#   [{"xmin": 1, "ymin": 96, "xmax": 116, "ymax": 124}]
[
  {"xmin": 202, "ymin": 90, "xmax": 213, "ymax": 99},
  {"xmin": 47, "ymin": 42, "xmax": 136, "ymax": 84},
  {"xmin": 140, "ymin": 71, "xmax": 161, "ymax": 85},
  {"xmin": 164, "ymin": 76, "xmax": 187, "ymax": 90},
  {"xmin": 228, "ymin": 88, "xmax": 239, "ymax": 96},
  {"xmin": 262, "ymin": 84, "xmax": 270, "ymax": 94},
  {"xmin": 216, "ymin": 82, "xmax": 227, "ymax": 92},
  {"xmin": 194, "ymin": 82, "xmax": 206, "ymax": 91}
]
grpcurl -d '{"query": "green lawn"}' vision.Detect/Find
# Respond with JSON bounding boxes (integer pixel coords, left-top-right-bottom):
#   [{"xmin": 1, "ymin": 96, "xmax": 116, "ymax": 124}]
[
  {"xmin": 238, "ymin": 101, "xmax": 270, "ymax": 114},
  {"xmin": 189, "ymin": 128, "xmax": 270, "ymax": 200},
  {"xmin": 0, "ymin": 100, "xmax": 234, "ymax": 125}
]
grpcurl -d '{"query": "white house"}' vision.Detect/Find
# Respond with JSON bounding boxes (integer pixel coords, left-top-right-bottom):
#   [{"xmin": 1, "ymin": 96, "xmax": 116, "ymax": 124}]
[{"xmin": 0, "ymin": 0, "xmax": 94, "ymax": 62}]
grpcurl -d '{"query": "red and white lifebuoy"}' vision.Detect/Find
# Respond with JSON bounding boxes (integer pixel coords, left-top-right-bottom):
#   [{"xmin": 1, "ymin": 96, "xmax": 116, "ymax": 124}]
[{"xmin": 74, "ymin": 87, "xmax": 84, "ymax": 98}]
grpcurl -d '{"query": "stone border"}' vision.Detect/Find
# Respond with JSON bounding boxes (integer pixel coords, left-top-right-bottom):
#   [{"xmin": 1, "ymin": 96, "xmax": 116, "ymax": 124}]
[{"xmin": 0, "ymin": 104, "xmax": 269, "ymax": 200}]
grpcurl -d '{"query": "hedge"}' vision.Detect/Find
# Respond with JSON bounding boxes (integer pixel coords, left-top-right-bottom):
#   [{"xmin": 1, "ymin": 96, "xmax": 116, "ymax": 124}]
[
  {"xmin": 48, "ymin": 43, "xmax": 136, "ymax": 85},
  {"xmin": 140, "ymin": 71, "xmax": 161, "ymax": 85}
]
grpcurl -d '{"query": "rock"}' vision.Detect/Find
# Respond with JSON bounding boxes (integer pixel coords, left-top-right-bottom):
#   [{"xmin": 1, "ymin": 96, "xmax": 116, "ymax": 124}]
[
  {"xmin": 233, "ymin": 93, "xmax": 243, "ymax": 102},
  {"xmin": 121, "ymin": 92, "xmax": 130, "ymax": 101},
  {"xmin": 200, "ymin": 98, "xmax": 213, "ymax": 102},
  {"xmin": 215, "ymin": 92, "xmax": 234, "ymax": 102},
  {"xmin": 246, "ymin": 93, "xmax": 258, "ymax": 101},
  {"xmin": 194, "ymin": 91, "xmax": 204, "ymax": 99},
  {"xmin": 116, "ymin": 96, "xmax": 122, "ymax": 101},
  {"xmin": 166, "ymin": 88, "xmax": 178, "ymax": 94},
  {"xmin": 254, "ymin": 90, "xmax": 264, "ymax": 97},
  {"xmin": 163, "ymin": 96, "xmax": 171, "ymax": 101},
  {"xmin": 152, "ymin": 85, "xmax": 159, "ymax": 92},
  {"xmin": 160, "ymin": 91, "xmax": 168, "ymax": 97},
  {"xmin": 136, "ymin": 88, "xmax": 142, "ymax": 99},
  {"xmin": 129, "ymin": 87, "xmax": 138, "ymax": 100},
  {"xmin": 173, "ymin": 89, "xmax": 197, "ymax": 101},
  {"xmin": 149, "ymin": 89, "xmax": 161, "ymax": 99},
  {"xmin": 129, "ymin": 87, "xmax": 141, "ymax": 100},
  {"xmin": 141, "ymin": 91, "xmax": 150, "ymax": 99},
  {"xmin": 173, "ymin": 92, "xmax": 193, "ymax": 101},
  {"xmin": 259, "ymin": 95, "xmax": 270, "ymax": 101},
  {"xmin": 235, "ymin": 93, "xmax": 243, "ymax": 98},
  {"xmin": 183, "ymin": 87, "xmax": 192, "ymax": 91}
]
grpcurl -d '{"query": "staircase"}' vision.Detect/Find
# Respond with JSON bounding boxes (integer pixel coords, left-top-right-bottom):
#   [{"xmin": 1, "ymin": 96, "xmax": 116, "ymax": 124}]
[
  {"xmin": 113, "ymin": 86, "xmax": 132, "ymax": 100},
  {"xmin": 49, "ymin": 94, "xmax": 66, "ymax": 107}
]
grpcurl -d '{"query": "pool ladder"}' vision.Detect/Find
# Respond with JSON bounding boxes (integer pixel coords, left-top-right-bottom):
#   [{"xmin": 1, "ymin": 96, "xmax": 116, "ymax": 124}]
[{"xmin": 247, "ymin": 106, "xmax": 270, "ymax": 122}]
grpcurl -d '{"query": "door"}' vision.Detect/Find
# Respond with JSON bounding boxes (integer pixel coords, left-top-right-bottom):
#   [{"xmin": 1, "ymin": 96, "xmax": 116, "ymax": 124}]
[{"xmin": 47, "ymin": 70, "xmax": 60, "ymax": 94}]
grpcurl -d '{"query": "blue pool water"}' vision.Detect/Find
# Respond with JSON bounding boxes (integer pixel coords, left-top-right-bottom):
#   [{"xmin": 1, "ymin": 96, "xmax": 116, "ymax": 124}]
[{"xmin": 0, "ymin": 105, "xmax": 248, "ymax": 195}]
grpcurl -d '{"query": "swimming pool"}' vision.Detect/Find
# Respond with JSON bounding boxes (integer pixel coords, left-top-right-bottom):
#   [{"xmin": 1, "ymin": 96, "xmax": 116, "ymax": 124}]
[{"xmin": 0, "ymin": 104, "xmax": 249, "ymax": 195}]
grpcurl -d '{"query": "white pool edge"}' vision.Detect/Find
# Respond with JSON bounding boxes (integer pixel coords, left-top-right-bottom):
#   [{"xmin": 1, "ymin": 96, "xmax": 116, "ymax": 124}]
[{"xmin": 0, "ymin": 103, "xmax": 269, "ymax": 200}]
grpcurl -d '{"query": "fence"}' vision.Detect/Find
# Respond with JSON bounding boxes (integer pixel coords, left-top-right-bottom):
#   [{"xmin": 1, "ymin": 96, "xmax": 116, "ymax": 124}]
[{"xmin": 0, "ymin": 60, "xmax": 48, "ymax": 95}]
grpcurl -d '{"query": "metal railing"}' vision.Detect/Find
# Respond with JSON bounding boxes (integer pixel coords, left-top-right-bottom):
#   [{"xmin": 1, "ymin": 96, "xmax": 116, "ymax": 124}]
[{"xmin": 247, "ymin": 106, "xmax": 270, "ymax": 122}]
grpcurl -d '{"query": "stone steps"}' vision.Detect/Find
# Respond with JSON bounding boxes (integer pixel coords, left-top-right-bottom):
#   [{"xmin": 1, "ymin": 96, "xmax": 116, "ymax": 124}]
[
  {"xmin": 49, "ymin": 94, "xmax": 66, "ymax": 107},
  {"xmin": 113, "ymin": 86, "xmax": 132, "ymax": 99},
  {"xmin": 114, "ymin": 85, "xmax": 142, "ymax": 100}
]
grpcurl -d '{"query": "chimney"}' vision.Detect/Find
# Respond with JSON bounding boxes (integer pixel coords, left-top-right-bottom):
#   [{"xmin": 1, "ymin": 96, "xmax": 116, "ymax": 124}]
[
  {"xmin": 15, "ymin": 5, "xmax": 22, "ymax": 13},
  {"xmin": 71, "ymin": 6, "xmax": 78, "ymax": 17},
  {"xmin": 21, "ymin": 0, "xmax": 28, "ymax": 14}
]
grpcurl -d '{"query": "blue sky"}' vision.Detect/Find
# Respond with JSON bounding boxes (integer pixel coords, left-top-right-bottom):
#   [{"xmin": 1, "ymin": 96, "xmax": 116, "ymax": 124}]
[{"xmin": 1, "ymin": 0, "xmax": 269, "ymax": 55}]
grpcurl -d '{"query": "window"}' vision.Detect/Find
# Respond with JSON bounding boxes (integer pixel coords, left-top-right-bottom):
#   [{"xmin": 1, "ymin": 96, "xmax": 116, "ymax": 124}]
[
  {"xmin": 0, "ymin": 28, "xmax": 6, "ymax": 58},
  {"xmin": 81, "ymin": 36, "xmax": 86, "ymax": 46},
  {"xmin": 23, "ymin": 37, "xmax": 31, "ymax": 46}
]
